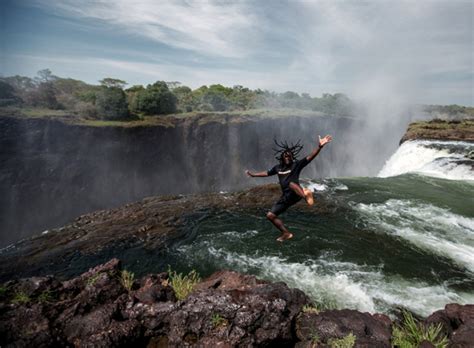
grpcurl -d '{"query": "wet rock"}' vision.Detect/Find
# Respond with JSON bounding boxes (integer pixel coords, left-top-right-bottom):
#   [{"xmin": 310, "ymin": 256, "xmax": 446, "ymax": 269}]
[
  {"xmin": 425, "ymin": 303, "xmax": 474, "ymax": 347},
  {"xmin": 296, "ymin": 309, "xmax": 392, "ymax": 347}
]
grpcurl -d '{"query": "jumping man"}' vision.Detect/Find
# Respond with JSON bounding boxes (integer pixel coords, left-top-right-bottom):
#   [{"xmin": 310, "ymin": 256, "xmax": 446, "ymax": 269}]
[{"xmin": 245, "ymin": 135, "xmax": 333, "ymax": 242}]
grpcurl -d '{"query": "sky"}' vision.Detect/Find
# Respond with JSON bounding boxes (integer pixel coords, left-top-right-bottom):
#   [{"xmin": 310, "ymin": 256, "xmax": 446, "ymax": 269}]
[{"xmin": 1, "ymin": 0, "xmax": 473, "ymax": 105}]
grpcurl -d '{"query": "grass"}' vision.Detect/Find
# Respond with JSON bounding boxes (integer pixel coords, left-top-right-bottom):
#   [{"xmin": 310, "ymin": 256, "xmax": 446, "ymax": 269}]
[
  {"xmin": 168, "ymin": 268, "xmax": 201, "ymax": 301},
  {"xmin": 0, "ymin": 286, "xmax": 6, "ymax": 297},
  {"xmin": 12, "ymin": 291, "xmax": 31, "ymax": 305},
  {"xmin": 302, "ymin": 304, "xmax": 320, "ymax": 314},
  {"xmin": 37, "ymin": 290, "xmax": 54, "ymax": 304},
  {"xmin": 327, "ymin": 333, "xmax": 356, "ymax": 348},
  {"xmin": 309, "ymin": 331, "xmax": 320, "ymax": 347},
  {"xmin": 392, "ymin": 310, "xmax": 448, "ymax": 348},
  {"xmin": 211, "ymin": 313, "xmax": 229, "ymax": 328},
  {"xmin": 120, "ymin": 270, "xmax": 135, "ymax": 292},
  {"xmin": 86, "ymin": 273, "xmax": 102, "ymax": 286}
]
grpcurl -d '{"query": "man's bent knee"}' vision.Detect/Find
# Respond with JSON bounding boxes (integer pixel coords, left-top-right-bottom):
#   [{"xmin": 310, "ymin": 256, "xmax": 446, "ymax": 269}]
[{"xmin": 266, "ymin": 212, "xmax": 276, "ymax": 220}]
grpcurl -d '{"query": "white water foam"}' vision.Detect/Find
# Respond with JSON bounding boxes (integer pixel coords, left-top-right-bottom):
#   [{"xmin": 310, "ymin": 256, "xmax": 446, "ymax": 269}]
[
  {"xmin": 203, "ymin": 247, "xmax": 474, "ymax": 317},
  {"xmin": 378, "ymin": 140, "xmax": 474, "ymax": 181},
  {"xmin": 354, "ymin": 199, "xmax": 474, "ymax": 272},
  {"xmin": 305, "ymin": 180, "xmax": 348, "ymax": 192},
  {"xmin": 305, "ymin": 182, "xmax": 328, "ymax": 192}
]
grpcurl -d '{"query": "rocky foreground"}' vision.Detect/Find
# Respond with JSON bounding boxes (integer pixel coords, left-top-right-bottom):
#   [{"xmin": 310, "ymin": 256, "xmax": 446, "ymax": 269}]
[
  {"xmin": 400, "ymin": 119, "xmax": 474, "ymax": 144},
  {"xmin": 1, "ymin": 258, "xmax": 473, "ymax": 347}
]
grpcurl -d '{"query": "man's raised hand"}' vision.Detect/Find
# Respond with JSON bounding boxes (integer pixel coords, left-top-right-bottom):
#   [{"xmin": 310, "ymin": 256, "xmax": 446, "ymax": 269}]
[{"xmin": 318, "ymin": 135, "xmax": 333, "ymax": 147}]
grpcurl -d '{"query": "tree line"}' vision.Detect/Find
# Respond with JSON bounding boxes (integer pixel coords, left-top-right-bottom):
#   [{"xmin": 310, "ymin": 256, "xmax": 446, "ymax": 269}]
[{"xmin": 0, "ymin": 69, "xmax": 356, "ymax": 120}]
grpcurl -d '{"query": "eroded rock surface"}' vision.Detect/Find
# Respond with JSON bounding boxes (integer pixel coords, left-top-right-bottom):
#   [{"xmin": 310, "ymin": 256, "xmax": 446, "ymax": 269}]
[
  {"xmin": 0, "ymin": 184, "xmax": 333, "ymax": 282},
  {"xmin": 1, "ymin": 258, "xmax": 311, "ymax": 347},
  {"xmin": 425, "ymin": 303, "xmax": 474, "ymax": 347}
]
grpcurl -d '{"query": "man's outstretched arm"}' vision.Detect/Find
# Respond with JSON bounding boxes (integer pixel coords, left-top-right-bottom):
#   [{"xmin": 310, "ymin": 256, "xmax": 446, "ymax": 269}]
[
  {"xmin": 306, "ymin": 135, "xmax": 333, "ymax": 162},
  {"xmin": 245, "ymin": 170, "xmax": 269, "ymax": 177}
]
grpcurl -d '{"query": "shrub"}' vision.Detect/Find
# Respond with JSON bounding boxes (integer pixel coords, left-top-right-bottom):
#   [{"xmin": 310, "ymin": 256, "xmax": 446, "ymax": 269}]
[
  {"xmin": 37, "ymin": 290, "xmax": 54, "ymax": 303},
  {"xmin": 211, "ymin": 313, "xmax": 228, "ymax": 328},
  {"xmin": 168, "ymin": 268, "xmax": 201, "ymax": 300},
  {"xmin": 302, "ymin": 304, "xmax": 320, "ymax": 314},
  {"xmin": 12, "ymin": 291, "xmax": 30, "ymax": 305},
  {"xmin": 327, "ymin": 333, "xmax": 356, "ymax": 348},
  {"xmin": 95, "ymin": 86, "xmax": 129, "ymax": 120},
  {"xmin": 87, "ymin": 273, "xmax": 102, "ymax": 286},
  {"xmin": 120, "ymin": 270, "xmax": 135, "ymax": 292},
  {"xmin": 392, "ymin": 310, "xmax": 448, "ymax": 348},
  {"xmin": 135, "ymin": 81, "xmax": 177, "ymax": 115}
]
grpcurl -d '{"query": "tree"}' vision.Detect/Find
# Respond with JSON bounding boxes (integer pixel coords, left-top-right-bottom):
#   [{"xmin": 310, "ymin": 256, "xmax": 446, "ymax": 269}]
[
  {"xmin": 99, "ymin": 78, "xmax": 127, "ymax": 89},
  {"xmin": 95, "ymin": 86, "xmax": 129, "ymax": 120},
  {"xmin": 135, "ymin": 81, "xmax": 177, "ymax": 115},
  {"xmin": 0, "ymin": 80, "xmax": 20, "ymax": 106},
  {"xmin": 173, "ymin": 85, "xmax": 193, "ymax": 112},
  {"xmin": 35, "ymin": 69, "xmax": 58, "ymax": 83}
]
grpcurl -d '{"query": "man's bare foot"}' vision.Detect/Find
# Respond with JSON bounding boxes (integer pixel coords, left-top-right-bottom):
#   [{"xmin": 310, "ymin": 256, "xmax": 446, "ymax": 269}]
[
  {"xmin": 276, "ymin": 232, "xmax": 293, "ymax": 242},
  {"xmin": 303, "ymin": 188, "xmax": 314, "ymax": 206}
]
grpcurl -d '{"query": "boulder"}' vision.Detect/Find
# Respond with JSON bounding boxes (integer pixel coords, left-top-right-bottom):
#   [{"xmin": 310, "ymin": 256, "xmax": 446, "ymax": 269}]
[
  {"xmin": 425, "ymin": 303, "xmax": 474, "ymax": 347},
  {"xmin": 296, "ymin": 309, "xmax": 392, "ymax": 347}
]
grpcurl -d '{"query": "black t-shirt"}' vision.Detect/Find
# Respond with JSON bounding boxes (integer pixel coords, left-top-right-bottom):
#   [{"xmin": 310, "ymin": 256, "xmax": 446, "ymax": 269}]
[{"xmin": 267, "ymin": 157, "xmax": 309, "ymax": 192}]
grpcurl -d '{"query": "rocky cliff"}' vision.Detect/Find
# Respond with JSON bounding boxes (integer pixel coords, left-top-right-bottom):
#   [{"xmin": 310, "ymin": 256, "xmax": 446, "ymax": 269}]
[
  {"xmin": 399, "ymin": 119, "xmax": 474, "ymax": 144},
  {"xmin": 1, "ymin": 113, "xmax": 359, "ymax": 247}
]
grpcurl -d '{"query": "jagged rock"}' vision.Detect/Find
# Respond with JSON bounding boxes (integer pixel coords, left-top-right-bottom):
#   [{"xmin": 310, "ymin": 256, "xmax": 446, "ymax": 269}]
[
  {"xmin": 145, "ymin": 270, "xmax": 310, "ymax": 346},
  {"xmin": 295, "ymin": 309, "xmax": 392, "ymax": 347},
  {"xmin": 134, "ymin": 273, "xmax": 176, "ymax": 304},
  {"xmin": 425, "ymin": 303, "xmax": 474, "ymax": 347},
  {"xmin": 0, "ymin": 261, "xmax": 309, "ymax": 347},
  {"xmin": 1, "ymin": 259, "xmax": 471, "ymax": 347}
]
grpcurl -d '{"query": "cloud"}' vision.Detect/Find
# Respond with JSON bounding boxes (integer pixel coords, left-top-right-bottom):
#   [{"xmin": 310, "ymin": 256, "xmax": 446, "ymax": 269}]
[
  {"xmin": 34, "ymin": 0, "xmax": 260, "ymax": 58},
  {"xmin": 9, "ymin": 1, "xmax": 474, "ymax": 104}
]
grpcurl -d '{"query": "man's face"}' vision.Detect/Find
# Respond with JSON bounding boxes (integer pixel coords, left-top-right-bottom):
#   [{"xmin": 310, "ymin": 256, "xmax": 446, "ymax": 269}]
[{"xmin": 283, "ymin": 151, "xmax": 293, "ymax": 165}]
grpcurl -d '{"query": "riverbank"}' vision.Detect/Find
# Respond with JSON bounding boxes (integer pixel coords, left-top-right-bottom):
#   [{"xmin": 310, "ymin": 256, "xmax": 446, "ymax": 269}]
[
  {"xmin": 1, "ymin": 258, "xmax": 472, "ymax": 347},
  {"xmin": 400, "ymin": 119, "xmax": 474, "ymax": 144}
]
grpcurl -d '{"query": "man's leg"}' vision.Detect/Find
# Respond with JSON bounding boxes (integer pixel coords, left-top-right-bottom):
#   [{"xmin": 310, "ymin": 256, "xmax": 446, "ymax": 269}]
[
  {"xmin": 266, "ymin": 211, "xmax": 293, "ymax": 242},
  {"xmin": 289, "ymin": 182, "xmax": 314, "ymax": 205}
]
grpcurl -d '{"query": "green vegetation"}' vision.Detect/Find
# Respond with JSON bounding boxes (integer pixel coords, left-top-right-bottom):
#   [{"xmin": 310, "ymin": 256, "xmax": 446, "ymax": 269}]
[
  {"xmin": 392, "ymin": 310, "xmax": 448, "ymax": 348},
  {"xmin": 424, "ymin": 104, "xmax": 474, "ymax": 118},
  {"xmin": 87, "ymin": 273, "xmax": 102, "ymax": 286},
  {"xmin": 211, "ymin": 313, "xmax": 228, "ymax": 328},
  {"xmin": 12, "ymin": 291, "xmax": 31, "ymax": 305},
  {"xmin": 168, "ymin": 268, "xmax": 201, "ymax": 301},
  {"xmin": 309, "ymin": 331, "xmax": 320, "ymax": 346},
  {"xmin": 0, "ymin": 285, "xmax": 7, "ymax": 300},
  {"xmin": 120, "ymin": 270, "xmax": 135, "ymax": 292},
  {"xmin": 327, "ymin": 333, "xmax": 356, "ymax": 348},
  {"xmin": 402, "ymin": 119, "xmax": 474, "ymax": 143},
  {"xmin": 37, "ymin": 290, "xmax": 54, "ymax": 304},
  {"xmin": 302, "ymin": 304, "xmax": 320, "ymax": 314},
  {"xmin": 132, "ymin": 81, "xmax": 177, "ymax": 115},
  {"xmin": 0, "ymin": 69, "xmax": 357, "ymax": 122}
]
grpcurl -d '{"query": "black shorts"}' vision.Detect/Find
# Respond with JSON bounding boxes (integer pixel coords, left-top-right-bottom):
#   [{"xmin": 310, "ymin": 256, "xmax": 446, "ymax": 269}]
[{"xmin": 270, "ymin": 191, "xmax": 302, "ymax": 216}]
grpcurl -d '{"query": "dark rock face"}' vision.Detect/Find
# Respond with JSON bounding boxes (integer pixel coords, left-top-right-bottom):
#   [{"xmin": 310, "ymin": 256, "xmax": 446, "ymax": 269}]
[
  {"xmin": 2, "ymin": 259, "xmax": 471, "ymax": 347},
  {"xmin": 0, "ymin": 259, "xmax": 309, "ymax": 347},
  {"xmin": 295, "ymin": 309, "xmax": 392, "ymax": 347},
  {"xmin": 0, "ymin": 114, "xmax": 355, "ymax": 247},
  {"xmin": 425, "ymin": 303, "xmax": 474, "ymax": 347}
]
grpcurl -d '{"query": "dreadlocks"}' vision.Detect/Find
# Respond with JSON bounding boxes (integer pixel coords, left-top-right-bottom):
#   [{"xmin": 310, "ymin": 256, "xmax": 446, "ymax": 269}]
[{"xmin": 273, "ymin": 138, "xmax": 304, "ymax": 165}]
